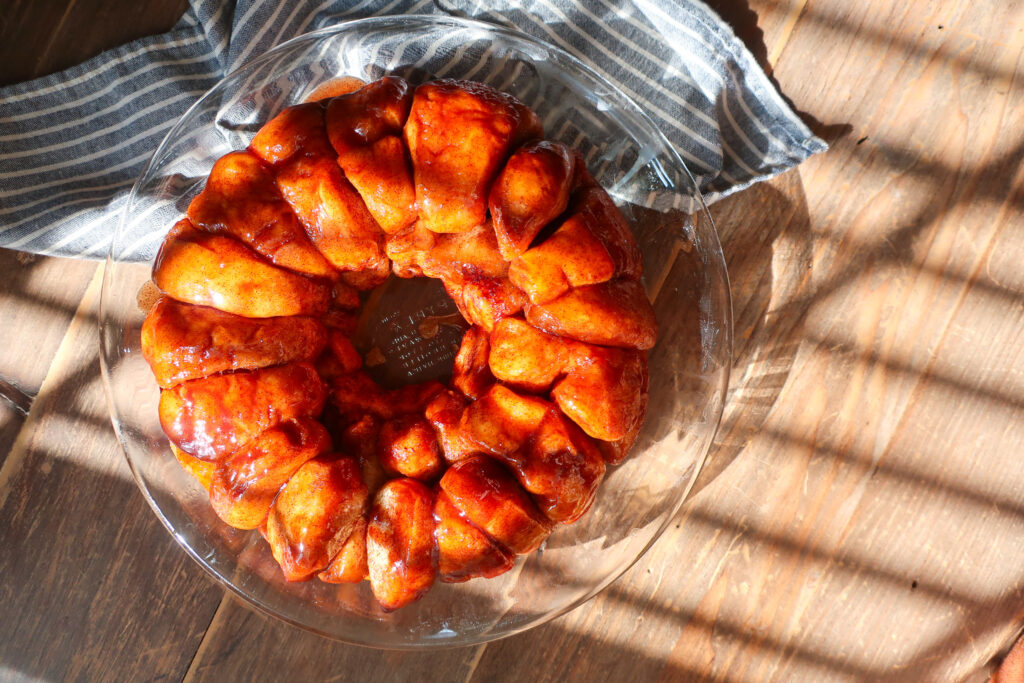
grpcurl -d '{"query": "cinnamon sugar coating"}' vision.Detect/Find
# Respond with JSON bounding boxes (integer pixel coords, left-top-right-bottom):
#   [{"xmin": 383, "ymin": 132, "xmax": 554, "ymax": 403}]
[{"xmin": 142, "ymin": 76, "xmax": 658, "ymax": 610}]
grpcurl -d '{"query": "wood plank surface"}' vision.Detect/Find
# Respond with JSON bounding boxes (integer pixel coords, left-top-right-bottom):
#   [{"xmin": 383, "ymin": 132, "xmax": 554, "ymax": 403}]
[
  {"xmin": 0, "ymin": 252, "xmax": 102, "ymax": 474},
  {"xmin": 182, "ymin": 598, "xmax": 487, "ymax": 683},
  {"xmin": 0, "ymin": 270, "xmax": 224, "ymax": 681},
  {"xmin": 2, "ymin": 0, "xmax": 1023, "ymax": 681},
  {"xmin": 0, "ymin": 3, "xmax": 220, "ymax": 680},
  {"xmin": 0, "ymin": 402, "xmax": 22, "ymax": 465},
  {"xmin": 0, "ymin": 252, "xmax": 99, "ymax": 396},
  {"xmin": 0, "ymin": 0, "xmax": 188, "ymax": 86}
]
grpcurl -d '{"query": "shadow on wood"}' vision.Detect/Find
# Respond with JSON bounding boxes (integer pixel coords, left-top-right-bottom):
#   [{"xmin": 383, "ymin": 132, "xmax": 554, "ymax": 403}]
[{"xmin": 688, "ymin": 171, "xmax": 813, "ymax": 499}]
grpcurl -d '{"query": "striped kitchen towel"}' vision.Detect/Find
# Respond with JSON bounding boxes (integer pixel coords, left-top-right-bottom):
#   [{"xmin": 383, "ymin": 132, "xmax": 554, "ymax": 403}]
[{"xmin": 0, "ymin": 0, "xmax": 826, "ymax": 260}]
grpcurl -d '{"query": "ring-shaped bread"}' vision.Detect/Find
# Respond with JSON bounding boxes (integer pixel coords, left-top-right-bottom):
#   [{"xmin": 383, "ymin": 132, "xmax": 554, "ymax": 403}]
[{"xmin": 142, "ymin": 76, "xmax": 657, "ymax": 610}]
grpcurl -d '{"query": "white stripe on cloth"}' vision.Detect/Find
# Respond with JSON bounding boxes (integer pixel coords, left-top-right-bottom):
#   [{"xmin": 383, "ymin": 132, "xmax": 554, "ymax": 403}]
[
  {"xmin": 0, "ymin": 147, "xmax": 157, "ymax": 201},
  {"xmin": 231, "ymin": 2, "xmax": 295, "ymax": 69},
  {"xmin": 0, "ymin": 0, "xmax": 826, "ymax": 261},
  {"xmin": 7, "ymin": 201, "xmax": 117, "ymax": 251},
  {"xmin": 0, "ymin": 179, "xmax": 136, "ymax": 223},
  {"xmin": 0, "ymin": 119, "xmax": 178, "ymax": 182},
  {"xmin": 2, "ymin": 90, "xmax": 205, "ymax": 161},
  {"xmin": 475, "ymin": 6, "xmax": 722, "ymax": 159},
  {"xmin": 439, "ymin": 3, "xmax": 724, "ymax": 176},
  {"xmin": 7, "ymin": 201, "xmax": 116, "ymax": 251},
  {"xmin": 42, "ymin": 204, "xmax": 128, "ymax": 255},
  {"xmin": 534, "ymin": 0, "xmax": 722, "ymax": 131},
  {"xmin": 202, "ymin": 0, "xmax": 234, "ymax": 59},
  {"xmin": 630, "ymin": 0, "xmax": 797, "ymax": 155},
  {"xmin": 0, "ymin": 56, "xmax": 218, "ymax": 125},
  {"xmin": 0, "ymin": 80, "xmax": 212, "ymax": 143}
]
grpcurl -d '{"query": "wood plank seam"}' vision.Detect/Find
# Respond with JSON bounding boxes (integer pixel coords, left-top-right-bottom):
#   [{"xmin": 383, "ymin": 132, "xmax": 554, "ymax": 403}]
[
  {"xmin": 181, "ymin": 595, "xmax": 231, "ymax": 682},
  {"xmin": 461, "ymin": 642, "xmax": 489, "ymax": 682},
  {"xmin": 767, "ymin": 0, "xmax": 811, "ymax": 67},
  {"xmin": 0, "ymin": 376, "xmax": 32, "ymax": 415},
  {"xmin": 0, "ymin": 262, "xmax": 101, "ymax": 508}
]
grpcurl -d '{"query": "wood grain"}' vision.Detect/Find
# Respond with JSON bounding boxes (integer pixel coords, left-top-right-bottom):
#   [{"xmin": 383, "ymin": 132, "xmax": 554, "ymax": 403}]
[
  {"xmin": 0, "ymin": 269, "xmax": 224, "ymax": 681},
  {"xmin": 0, "ymin": 252, "xmax": 100, "ymax": 471},
  {"xmin": 0, "ymin": 402, "xmax": 22, "ymax": 466},
  {"xmin": 0, "ymin": 252, "xmax": 99, "ymax": 396},
  {"xmin": 2, "ymin": 0, "xmax": 1024, "ymax": 680},
  {"xmin": 182, "ymin": 597, "xmax": 487, "ymax": 682},
  {"xmin": 0, "ymin": 0, "xmax": 188, "ymax": 85}
]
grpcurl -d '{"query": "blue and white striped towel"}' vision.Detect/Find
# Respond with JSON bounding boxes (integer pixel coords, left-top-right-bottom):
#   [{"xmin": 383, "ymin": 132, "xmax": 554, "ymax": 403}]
[{"xmin": 0, "ymin": 0, "xmax": 825, "ymax": 260}]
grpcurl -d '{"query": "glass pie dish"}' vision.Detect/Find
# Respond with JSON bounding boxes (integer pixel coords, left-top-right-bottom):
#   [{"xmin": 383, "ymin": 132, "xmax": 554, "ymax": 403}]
[{"xmin": 99, "ymin": 15, "xmax": 732, "ymax": 648}]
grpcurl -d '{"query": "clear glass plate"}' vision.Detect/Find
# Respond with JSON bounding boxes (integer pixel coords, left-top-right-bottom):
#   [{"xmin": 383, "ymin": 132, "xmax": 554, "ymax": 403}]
[{"xmin": 99, "ymin": 15, "xmax": 732, "ymax": 648}]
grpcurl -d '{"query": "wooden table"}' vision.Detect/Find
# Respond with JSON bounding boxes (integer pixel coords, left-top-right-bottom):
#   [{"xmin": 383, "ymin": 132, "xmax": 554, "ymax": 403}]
[{"xmin": 2, "ymin": 1, "xmax": 1023, "ymax": 680}]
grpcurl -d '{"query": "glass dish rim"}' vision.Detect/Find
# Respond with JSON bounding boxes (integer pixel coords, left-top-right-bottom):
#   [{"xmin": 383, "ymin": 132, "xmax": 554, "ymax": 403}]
[{"xmin": 99, "ymin": 13, "xmax": 734, "ymax": 649}]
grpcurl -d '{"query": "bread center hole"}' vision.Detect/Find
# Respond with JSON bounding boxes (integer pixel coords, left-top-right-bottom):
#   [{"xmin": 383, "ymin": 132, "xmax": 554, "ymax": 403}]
[{"xmin": 352, "ymin": 276, "xmax": 467, "ymax": 389}]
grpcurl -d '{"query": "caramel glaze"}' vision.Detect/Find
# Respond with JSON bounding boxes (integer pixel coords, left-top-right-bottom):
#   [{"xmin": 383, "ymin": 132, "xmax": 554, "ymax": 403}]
[
  {"xmin": 159, "ymin": 362, "xmax": 326, "ymax": 461},
  {"xmin": 265, "ymin": 453, "xmax": 367, "ymax": 581},
  {"xmin": 489, "ymin": 317, "xmax": 648, "ymax": 443},
  {"xmin": 142, "ymin": 296, "xmax": 327, "ymax": 389},
  {"xmin": 367, "ymin": 478, "xmax": 437, "ymax": 611},
  {"xmin": 434, "ymin": 490, "xmax": 514, "ymax": 583},
  {"xmin": 489, "ymin": 140, "xmax": 576, "ymax": 260},
  {"xmin": 438, "ymin": 455, "xmax": 551, "ymax": 555},
  {"xmin": 209, "ymin": 417, "xmax": 330, "ymax": 530},
  {"xmin": 141, "ymin": 76, "xmax": 658, "ymax": 609},
  {"xmin": 153, "ymin": 219, "xmax": 331, "ymax": 319},
  {"xmin": 186, "ymin": 150, "xmax": 335, "ymax": 278},
  {"xmin": 378, "ymin": 415, "xmax": 444, "ymax": 481},
  {"xmin": 450, "ymin": 326, "xmax": 493, "ymax": 400},
  {"xmin": 405, "ymin": 79, "xmax": 542, "ymax": 234},
  {"xmin": 170, "ymin": 444, "xmax": 215, "ymax": 491},
  {"xmin": 318, "ymin": 516, "xmax": 369, "ymax": 583},
  {"xmin": 304, "ymin": 76, "xmax": 367, "ymax": 102}
]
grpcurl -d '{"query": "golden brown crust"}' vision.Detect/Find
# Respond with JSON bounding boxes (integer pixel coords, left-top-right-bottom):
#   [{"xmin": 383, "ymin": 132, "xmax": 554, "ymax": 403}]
[
  {"xmin": 451, "ymin": 326, "xmax": 494, "ymax": 400},
  {"xmin": 318, "ymin": 516, "xmax": 369, "ymax": 583},
  {"xmin": 159, "ymin": 362, "xmax": 326, "ymax": 461},
  {"xmin": 324, "ymin": 76, "xmax": 412, "ymax": 152},
  {"xmin": 553, "ymin": 350, "xmax": 648, "ymax": 444},
  {"xmin": 170, "ymin": 444, "xmax": 215, "ymax": 491},
  {"xmin": 367, "ymin": 478, "xmax": 437, "ymax": 610},
  {"xmin": 487, "ymin": 317, "xmax": 568, "ymax": 393},
  {"xmin": 150, "ymin": 76, "xmax": 658, "ymax": 610},
  {"xmin": 443, "ymin": 273, "xmax": 527, "ymax": 333},
  {"xmin": 525, "ymin": 278, "xmax": 658, "ymax": 350},
  {"xmin": 337, "ymin": 415, "xmax": 389, "ymax": 495},
  {"xmin": 489, "ymin": 317, "xmax": 649, "ymax": 443},
  {"xmin": 439, "ymin": 455, "xmax": 551, "ymax": 554},
  {"xmin": 336, "ymin": 137, "xmax": 417, "ymax": 235},
  {"xmin": 209, "ymin": 417, "xmax": 331, "ymax": 530},
  {"xmin": 153, "ymin": 219, "xmax": 332, "ymax": 319},
  {"xmin": 452, "ymin": 385, "xmax": 606, "ymax": 523},
  {"xmin": 186, "ymin": 150, "xmax": 336, "ymax": 278},
  {"xmin": 326, "ymin": 77, "xmax": 416, "ymax": 235},
  {"xmin": 490, "ymin": 140, "xmax": 576, "ymax": 260},
  {"xmin": 265, "ymin": 453, "xmax": 368, "ymax": 581},
  {"xmin": 330, "ymin": 371, "xmax": 445, "ymax": 423},
  {"xmin": 595, "ymin": 405, "xmax": 646, "ymax": 466},
  {"xmin": 141, "ymin": 296, "xmax": 327, "ymax": 388},
  {"xmin": 425, "ymin": 389, "xmax": 479, "ymax": 464},
  {"xmin": 509, "ymin": 186, "xmax": 642, "ymax": 306},
  {"xmin": 434, "ymin": 491, "xmax": 514, "ymax": 583},
  {"xmin": 405, "ymin": 80, "xmax": 541, "ymax": 234},
  {"xmin": 251, "ymin": 102, "xmax": 387, "ymax": 273},
  {"xmin": 377, "ymin": 415, "xmax": 444, "ymax": 481}
]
